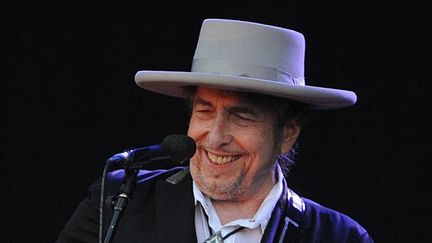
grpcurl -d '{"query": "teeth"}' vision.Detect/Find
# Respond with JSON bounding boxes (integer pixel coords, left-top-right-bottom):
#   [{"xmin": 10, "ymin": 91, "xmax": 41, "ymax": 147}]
[{"xmin": 207, "ymin": 152, "xmax": 240, "ymax": 164}]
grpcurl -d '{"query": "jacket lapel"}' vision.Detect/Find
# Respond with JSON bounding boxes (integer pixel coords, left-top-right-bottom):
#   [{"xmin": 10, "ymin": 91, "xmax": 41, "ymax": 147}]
[
  {"xmin": 154, "ymin": 171, "xmax": 197, "ymax": 243},
  {"xmin": 261, "ymin": 183, "xmax": 288, "ymax": 243}
]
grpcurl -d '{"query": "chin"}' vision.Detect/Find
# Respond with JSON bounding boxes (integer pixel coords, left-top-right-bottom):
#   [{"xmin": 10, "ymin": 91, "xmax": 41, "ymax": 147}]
[{"xmin": 196, "ymin": 174, "xmax": 245, "ymax": 201}]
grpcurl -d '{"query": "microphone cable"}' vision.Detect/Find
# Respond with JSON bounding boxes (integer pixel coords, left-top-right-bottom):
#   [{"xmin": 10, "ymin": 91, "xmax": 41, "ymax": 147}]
[{"xmin": 99, "ymin": 163, "xmax": 109, "ymax": 243}]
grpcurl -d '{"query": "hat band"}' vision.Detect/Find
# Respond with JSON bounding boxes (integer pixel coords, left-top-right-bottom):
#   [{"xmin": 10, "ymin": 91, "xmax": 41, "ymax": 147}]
[{"xmin": 191, "ymin": 58, "xmax": 305, "ymax": 85}]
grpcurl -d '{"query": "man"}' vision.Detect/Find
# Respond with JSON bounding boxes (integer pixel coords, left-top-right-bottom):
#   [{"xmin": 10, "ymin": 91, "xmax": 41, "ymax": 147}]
[{"xmin": 57, "ymin": 19, "xmax": 374, "ymax": 242}]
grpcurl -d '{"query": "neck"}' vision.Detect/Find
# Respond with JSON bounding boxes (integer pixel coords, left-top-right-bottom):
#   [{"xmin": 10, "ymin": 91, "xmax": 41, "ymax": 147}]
[
  {"xmin": 212, "ymin": 174, "xmax": 276, "ymax": 225},
  {"xmin": 211, "ymin": 198, "xmax": 261, "ymax": 225}
]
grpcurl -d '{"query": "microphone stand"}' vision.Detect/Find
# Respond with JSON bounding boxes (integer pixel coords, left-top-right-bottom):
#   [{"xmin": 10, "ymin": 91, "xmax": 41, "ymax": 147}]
[{"xmin": 103, "ymin": 168, "xmax": 138, "ymax": 243}]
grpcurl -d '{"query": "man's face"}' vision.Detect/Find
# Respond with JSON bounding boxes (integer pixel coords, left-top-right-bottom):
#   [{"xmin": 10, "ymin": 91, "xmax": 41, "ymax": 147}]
[{"xmin": 188, "ymin": 87, "xmax": 283, "ymax": 201}]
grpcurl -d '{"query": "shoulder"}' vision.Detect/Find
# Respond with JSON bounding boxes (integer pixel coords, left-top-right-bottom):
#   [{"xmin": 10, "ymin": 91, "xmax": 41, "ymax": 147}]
[
  {"xmin": 56, "ymin": 166, "xmax": 192, "ymax": 242},
  {"xmin": 86, "ymin": 166, "xmax": 190, "ymax": 199},
  {"xmin": 107, "ymin": 166, "xmax": 188, "ymax": 184},
  {"xmin": 301, "ymin": 198, "xmax": 374, "ymax": 242}
]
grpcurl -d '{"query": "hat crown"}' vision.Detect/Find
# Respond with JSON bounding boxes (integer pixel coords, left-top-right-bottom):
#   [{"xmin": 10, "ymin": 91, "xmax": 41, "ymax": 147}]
[{"xmin": 192, "ymin": 19, "xmax": 306, "ymax": 85}]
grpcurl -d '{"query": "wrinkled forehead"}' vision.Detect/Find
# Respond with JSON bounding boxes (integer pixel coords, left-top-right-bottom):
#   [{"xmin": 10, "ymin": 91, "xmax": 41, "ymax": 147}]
[{"xmin": 194, "ymin": 87, "xmax": 241, "ymax": 101}]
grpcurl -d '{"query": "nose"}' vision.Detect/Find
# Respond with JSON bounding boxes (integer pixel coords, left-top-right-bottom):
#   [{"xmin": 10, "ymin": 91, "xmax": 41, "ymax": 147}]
[{"xmin": 206, "ymin": 114, "xmax": 233, "ymax": 149}]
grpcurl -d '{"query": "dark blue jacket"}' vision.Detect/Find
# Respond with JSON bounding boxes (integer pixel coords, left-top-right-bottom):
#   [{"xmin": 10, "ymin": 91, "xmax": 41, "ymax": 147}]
[{"xmin": 56, "ymin": 167, "xmax": 374, "ymax": 242}]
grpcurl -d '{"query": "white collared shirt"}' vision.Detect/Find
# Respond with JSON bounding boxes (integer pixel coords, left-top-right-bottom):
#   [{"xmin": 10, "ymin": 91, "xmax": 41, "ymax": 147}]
[{"xmin": 193, "ymin": 165, "xmax": 288, "ymax": 243}]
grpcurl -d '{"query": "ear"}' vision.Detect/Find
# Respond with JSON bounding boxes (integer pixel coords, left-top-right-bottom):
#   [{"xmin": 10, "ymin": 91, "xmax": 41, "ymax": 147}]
[{"xmin": 280, "ymin": 120, "xmax": 301, "ymax": 154}]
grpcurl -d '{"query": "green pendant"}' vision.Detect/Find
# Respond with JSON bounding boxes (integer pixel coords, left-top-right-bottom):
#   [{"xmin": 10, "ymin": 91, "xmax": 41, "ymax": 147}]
[{"xmin": 204, "ymin": 231, "xmax": 224, "ymax": 243}]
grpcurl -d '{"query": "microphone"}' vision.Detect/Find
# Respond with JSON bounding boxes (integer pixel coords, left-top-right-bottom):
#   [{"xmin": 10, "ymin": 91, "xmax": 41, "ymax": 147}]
[{"xmin": 106, "ymin": 134, "xmax": 196, "ymax": 171}]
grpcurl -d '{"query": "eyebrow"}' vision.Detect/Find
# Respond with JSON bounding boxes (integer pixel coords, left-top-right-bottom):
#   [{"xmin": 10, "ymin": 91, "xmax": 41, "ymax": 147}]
[
  {"xmin": 193, "ymin": 97, "xmax": 260, "ymax": 117},
  {"xmin": 227, "ymin": 106, "xmax": 259, "ymax": 117},
  {"xmin": 193, "ymin": 97, "xmax": 212, "ymax": 107}
]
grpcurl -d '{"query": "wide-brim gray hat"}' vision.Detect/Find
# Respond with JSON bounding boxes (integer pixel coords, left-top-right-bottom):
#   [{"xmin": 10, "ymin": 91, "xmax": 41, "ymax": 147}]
[{"xmin": 135, "ymin": 19, "xmax": 357, "ymax": 109}]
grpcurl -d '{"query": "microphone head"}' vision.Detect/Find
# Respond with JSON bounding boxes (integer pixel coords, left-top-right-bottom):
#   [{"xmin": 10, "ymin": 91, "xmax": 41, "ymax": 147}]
[{"xmin": 162, "ymin": 134, "xmax": 196, "ymax": 163}]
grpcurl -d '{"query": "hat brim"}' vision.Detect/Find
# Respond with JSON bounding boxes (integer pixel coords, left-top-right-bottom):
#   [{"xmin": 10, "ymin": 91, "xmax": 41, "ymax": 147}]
[{"xmin": 135, "ymin": 71, "xmax": 357, "ymax": 110}]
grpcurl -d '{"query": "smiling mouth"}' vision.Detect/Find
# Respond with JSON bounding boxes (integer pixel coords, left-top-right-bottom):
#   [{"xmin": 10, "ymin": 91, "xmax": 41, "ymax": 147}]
[{"xmin": 206, "ymin": 151, "xmax": 242, "ymax": 164}]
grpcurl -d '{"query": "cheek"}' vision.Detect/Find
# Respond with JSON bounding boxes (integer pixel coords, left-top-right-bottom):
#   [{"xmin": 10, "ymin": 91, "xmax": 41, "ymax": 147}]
[
  {"xmin": 187, "ymin": 118, "xmax": 206, "ymax": 163},
  {"xmin": 187, "ymin": 117, "xmax": 201, "ymax": 140},
  {"xmin": 244, "ymin": 126, "xmax": 276, "ymax": 163},
  {"xmin": 247, "ymin": 125, "xmax": 274, "ymax": 148}
]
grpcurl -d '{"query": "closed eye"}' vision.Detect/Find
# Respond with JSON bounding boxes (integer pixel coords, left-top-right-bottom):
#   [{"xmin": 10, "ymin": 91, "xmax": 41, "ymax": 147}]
[
  {"xmin": 193, "ymin": 106, "xmax": 213, "ymax": 120},
  {"xmin": 234, "ymin": 113, "xmax": 256, "ymax": 121},
  {"xmin": 228, "ymin": 106, "xmax": 260, "ymax": 123}
]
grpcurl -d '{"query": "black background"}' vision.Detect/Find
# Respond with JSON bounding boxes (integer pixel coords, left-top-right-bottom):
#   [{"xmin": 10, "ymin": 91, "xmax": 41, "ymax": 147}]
[{"xmin": 3, "ymin": 1, "xmax": 430, "ymax": 242}]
